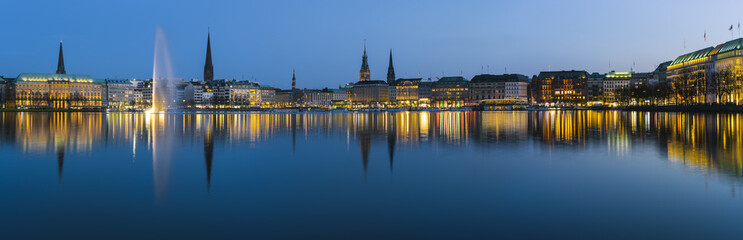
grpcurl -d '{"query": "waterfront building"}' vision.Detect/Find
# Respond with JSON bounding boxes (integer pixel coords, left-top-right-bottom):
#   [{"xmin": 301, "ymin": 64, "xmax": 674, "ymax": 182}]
[
  {"xmin": 185, "ymin": 81, "xmax": 205, "ymax": 106},
  {"xmin": 534, "ymin": 71, "xmax": 588, "ymax": 105},
  {"xmin": 331, "ymin": 88, "xmax": 349, "ymax": 101},
  {"xmin": 666, "ymin": 38, "xmax": 743, "ymax": 104},
  {"xmin": 226, "ymin": 80, "xmax": 260, "ymax": 107},
  {"xmin": 602, "ymin": 71, "xmax": 631, "ymax": 104},
  {"xmin": 8, "ymin": 73, "xmax": 105, "ymax": 109},
  {"xmin": 104, "ymin": 79, "xmax": 135, "ymax": 109},
  {"xmin": 587, "ymin": 73, "xmax": 604, "ymax": 104},
  {"xmin": 390, "ymin": 78, "xmax": 421, "ymax": 107},
  {"xmin": 133, "ymin": 80, "xmax": 152, "ymax": 108},
  {"xmin": 432, "ymin": 76, "xmax": 469, "ymax": 108},
  {"xmin": 303, "ymin": 89, "xmax": 334, "ymax": 107},
  {"xmin": 6, "ymin": 42, "xmax": 105, "ymax": 109},
  {"xmin": 350, "ymin": 80, "xmax": 389, "ymax": 106},
  {"xmin": 651, "ymin": 61, "xmax": 671, "ymax": 85},
  {"xmin": 259, "ymin": 86, "xmax": 277, "ymax": 107},
  {"xmin": 468, "ymin": 74, "xmax": 529, "ymax": 103},
  {"xmin": 274, "ymin": 90, "xmax": 292, "ymax": 107}
]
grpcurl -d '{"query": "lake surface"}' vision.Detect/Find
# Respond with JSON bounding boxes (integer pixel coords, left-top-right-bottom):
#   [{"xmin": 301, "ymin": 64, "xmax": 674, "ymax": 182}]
[{"xmin": 2, "ymin": 111, "xmax": 743, "ymax": 239}]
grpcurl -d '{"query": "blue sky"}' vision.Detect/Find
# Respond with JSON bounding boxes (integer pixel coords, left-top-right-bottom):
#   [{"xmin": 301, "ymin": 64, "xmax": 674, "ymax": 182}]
[{"xmin": 1, "ymin": 0, "xmax": 742, "ymax": 88}]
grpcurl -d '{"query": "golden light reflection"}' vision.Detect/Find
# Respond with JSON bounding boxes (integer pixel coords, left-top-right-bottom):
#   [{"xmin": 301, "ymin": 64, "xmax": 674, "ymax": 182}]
[{"xmin": 1, "ymin": 111, "xmax": 742, "ymax": 178}]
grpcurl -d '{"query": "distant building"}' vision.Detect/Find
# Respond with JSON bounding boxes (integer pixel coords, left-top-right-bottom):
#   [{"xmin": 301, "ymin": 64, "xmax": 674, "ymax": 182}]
[
  {"xmin": 534, "ymin": 71, "xmax": 588, "ymax": 105},
  {"xmin": 432, "ymin": 76, "xmax": 469, "ymax": 108},
  {"xmin": 185, "ymin": 81, "xmax": 205, "ymax": 106},
  {"xmin": 651, "ymin": 61, "xmax": 671, "ymax": 85},
  {"xmin": 665, "ymin": 38, "xmax": 743, "ymax": 104},
  {"xmin": 133, "ymin": 80, "xmax": 152, "ymax": 108},
  {"xmin": 351, "ymin": 80, "xmax": 389, "ymax": 106},
  {"xmin": 275, "ymin": 90, "xmax": 293, "ymax": 107},
  {"xmin": 418, "ymin": 80, "xmax": 433, "ymax": 100},
  {"xmin": 104, "ymin": 79, "xmax": 135, "ymax": 109},
  {"xmin": 468, "ymin": 74, "xmax": 529, "ymax": 103},
  {"xmin": 390, "ymin": 78, "xmax": 421, "ymax": 106},
  {"xmin": 8, "ymin": 73, "xmax": 105, "ymax": 109},
  {"xmin": 303, "ymin": 89, "xmax": 334, "ymax": 107},
  {"xmin": 602, "ymin": 71, "xmax": 632, "ymax": 103},
  {"xmin": 259, "ymin": 86, "xmax": 277, "ymax": 107},
  {"xmin": 587, "ymin": 73, "xmax": 604, "ymax": 103}
]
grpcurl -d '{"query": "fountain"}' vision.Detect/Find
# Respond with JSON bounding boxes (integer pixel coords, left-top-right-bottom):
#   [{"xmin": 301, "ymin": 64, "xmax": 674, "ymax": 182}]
[
  {"xmin": 151, "ymin": 26, "xmax": 176, "ymax": 113},
  {"xmin": 150, "ymin": 26, "xmax": 176, "ymax": 202}
]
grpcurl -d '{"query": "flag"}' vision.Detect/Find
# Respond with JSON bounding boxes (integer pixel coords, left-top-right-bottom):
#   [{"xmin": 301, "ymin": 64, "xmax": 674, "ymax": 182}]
[
  {"xmin": 730, "ymin": 25, "xmax": 734, "ymax": 31},
  {"xmin": 704, "ymin": 31, "xmax": 706, "ymax": 42}
]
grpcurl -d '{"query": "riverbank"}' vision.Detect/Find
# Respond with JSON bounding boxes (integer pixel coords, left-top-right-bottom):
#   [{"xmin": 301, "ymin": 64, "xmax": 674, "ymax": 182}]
[
  {"xmin": 0, "ymin": 109, "xmax": 105, "ymax": 112},
  {"xmin": 621, "ymin": 105, "xmax": 743, "ymax": 113}
]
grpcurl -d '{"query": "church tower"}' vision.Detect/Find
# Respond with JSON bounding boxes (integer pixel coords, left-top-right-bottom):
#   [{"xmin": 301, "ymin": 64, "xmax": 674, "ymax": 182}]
[
  {"xmin": 204, "ymin": 31, "xmax": 214, "ymax": 81},
  {"xmin": 387, "ymin": 49, "xmax": 395, "ymax": 84},
  {"xmin": 359, "ymin": 43, "xmax": 370, "ymax": 82},
  {"xmin": 292, "ymin": 69, "xmax": 297, "ymax": 90},
  {"xmin": 56, "ymin": 41, "xmax": 66, "ymax": 74}
]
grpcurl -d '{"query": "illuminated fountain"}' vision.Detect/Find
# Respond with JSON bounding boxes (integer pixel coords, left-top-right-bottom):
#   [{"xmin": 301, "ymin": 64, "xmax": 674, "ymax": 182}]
[
  {"xmin": 151, "ymin": 26, "xmax": 176, "ymax": 113},
  {"xmin": 150, "ymin": 26, "xmax": 175, "ymax": 202}
]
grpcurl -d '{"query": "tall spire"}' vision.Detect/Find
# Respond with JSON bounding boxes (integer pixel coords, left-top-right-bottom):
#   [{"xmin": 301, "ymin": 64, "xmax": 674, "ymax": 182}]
[
  {"xmin": 359, "ymin": 41, "xmax": 370, "ymax": 82},
  {"xmin": 56, "ymin": 41, "xmax": 66, "ymax": 74},
  {"xmin": 292, "ymin": 69, "xmax": 296, "ymax": 90},
  {"xmin": 387, "ymin": 49, "xmax": 395, "ymax": 84},
  {"xmin": 204, "ymin": 30, "xmax": 214, "ymax": 81}
]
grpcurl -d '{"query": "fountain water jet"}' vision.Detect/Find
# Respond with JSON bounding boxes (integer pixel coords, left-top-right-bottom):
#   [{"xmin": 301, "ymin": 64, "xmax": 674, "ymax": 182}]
[{"xmin": 151, "ymin": 26, "xmax": 176, "ymax": 113}]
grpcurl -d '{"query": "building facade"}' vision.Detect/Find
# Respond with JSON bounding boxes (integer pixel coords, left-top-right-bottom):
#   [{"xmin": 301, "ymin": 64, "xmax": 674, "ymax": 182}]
[
  {"xmin": 391, "ymin": 78, "xmax": 420, "ymax": 106},
  {"xmin": 468, "ymin": 74, "xmax": 529, "ymax": 103},
  {"xmin": 666, "ymin": 38, "xmax": 743, "ymax": 104},
  {"xmin": 432, "ymin": 76, "xmax": 469, "ymax": 108},
  {"xmin": 350, "ymin": 80, "xmax": 389, "ymax": 106},
  {"xmin": 9, "ymin": 73, "xmax": 104, "ymax": 109},
  {"xmin": 533, "ymin": 71, "xmax": 588, "ymax": 105},
  {"xmin": 104, "ymin": 79, "xmax": 135, "ymax": 109}
]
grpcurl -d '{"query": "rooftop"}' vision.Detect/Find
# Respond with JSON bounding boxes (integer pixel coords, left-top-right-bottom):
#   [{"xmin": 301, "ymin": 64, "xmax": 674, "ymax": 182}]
[
  {"xmin": 470, "ymin": 74, "xmax": 528, "ymax": 83},
  {"xmin": 537, "ymin": 71, "xmax": 588, "ymax": 80},
  {"xmin": 15, "ymin": 73, "xmax": 102, "ymax": 83},
  {"xmin": 718, "ymin": 38, "xmax": 743, "ymax": 54}
]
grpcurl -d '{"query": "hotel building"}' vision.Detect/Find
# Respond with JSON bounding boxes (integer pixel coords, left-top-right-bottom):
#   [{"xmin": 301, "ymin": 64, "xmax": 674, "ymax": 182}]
[{"xmin": 666, "ymin": 38, "xmax": 743, "ymax": 104}]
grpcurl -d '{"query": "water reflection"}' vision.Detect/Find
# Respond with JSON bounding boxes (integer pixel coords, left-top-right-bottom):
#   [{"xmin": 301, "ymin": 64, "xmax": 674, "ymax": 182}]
[{"xmin": 1, "ymin": 111, "xmax": 743, "ymax": 188}]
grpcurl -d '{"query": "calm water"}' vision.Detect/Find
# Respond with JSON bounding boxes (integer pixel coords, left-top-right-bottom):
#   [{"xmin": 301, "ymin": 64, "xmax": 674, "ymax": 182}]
[{"xmin": 2, "ymin": 111, "xmax": 743, "ymax": 239}]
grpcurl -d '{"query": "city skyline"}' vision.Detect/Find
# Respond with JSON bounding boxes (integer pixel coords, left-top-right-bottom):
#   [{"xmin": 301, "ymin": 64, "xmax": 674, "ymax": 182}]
[{"xmin": 1, "ymin": 0, "xmax": 743, "ymax": 89}]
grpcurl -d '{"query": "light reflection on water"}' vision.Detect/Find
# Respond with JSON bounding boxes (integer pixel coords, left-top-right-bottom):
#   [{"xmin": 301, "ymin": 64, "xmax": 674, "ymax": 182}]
[{"xmin": 2, "ymin": 111, "xmax": 743, "ymax": 238}]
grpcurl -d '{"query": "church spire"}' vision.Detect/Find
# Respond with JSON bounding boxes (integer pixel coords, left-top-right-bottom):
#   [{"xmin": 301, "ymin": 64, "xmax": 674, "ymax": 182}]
[
  {"xmin": 204, "ymin": 30, "xmax": 214, "ymax": 81},
  {"xmin": 292, "ymin": 69, "xmax": 296, "ymax": 90},
  {"xmin": 56, "ymin": 41, "xmax": 66, "ymax": 74},
  {"xmin": 387, "ymin": 49, "xmax": 395, "ymax": 84},
  {"xmin": 359, "ymin": 41, "xmax": 370, "ymax": 82}
]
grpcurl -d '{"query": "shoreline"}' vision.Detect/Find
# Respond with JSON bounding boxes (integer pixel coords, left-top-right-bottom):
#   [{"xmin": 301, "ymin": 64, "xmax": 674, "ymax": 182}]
[{"xmin": 3, "ymin": 105, "xmax": 743, "ymax": 113}]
